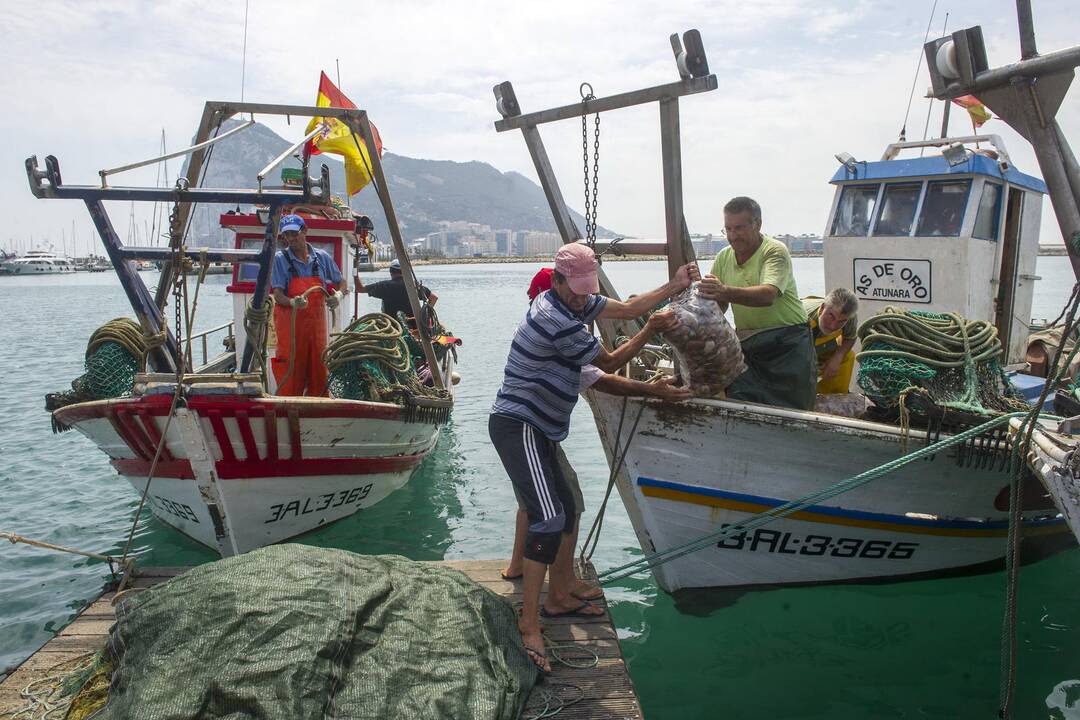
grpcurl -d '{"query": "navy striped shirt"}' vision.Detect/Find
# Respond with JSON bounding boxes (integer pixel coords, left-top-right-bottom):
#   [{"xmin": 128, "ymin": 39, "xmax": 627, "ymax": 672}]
[{"xmin": 492, "ymin": 290, "xmax": 608, "ymax": 441}]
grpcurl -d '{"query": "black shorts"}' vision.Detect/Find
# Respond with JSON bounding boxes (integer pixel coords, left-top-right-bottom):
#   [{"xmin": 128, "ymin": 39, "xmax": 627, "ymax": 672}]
[{"xmin": 489, "ymin": 413, "xmax": 575, "ymax": 563}]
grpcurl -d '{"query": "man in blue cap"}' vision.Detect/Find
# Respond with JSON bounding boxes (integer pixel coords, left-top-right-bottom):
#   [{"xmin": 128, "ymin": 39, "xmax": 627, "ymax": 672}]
[
  {"xmin": 270, "ymin": 214, "xmax": 346, "ymax": 395},
  {"xmin": 354, "ymin": 258, "xmax": 437, "ymax": 324}
]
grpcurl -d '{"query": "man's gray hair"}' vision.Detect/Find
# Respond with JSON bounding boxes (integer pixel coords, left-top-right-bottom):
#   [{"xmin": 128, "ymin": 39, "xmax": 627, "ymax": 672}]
[
  {"xmin": 723, "ymin": 196, "xmax": 762, "ymax": 224},
  {"xmin": 825, "ymin": 287, "xmax": 859, "ymax": 316}
]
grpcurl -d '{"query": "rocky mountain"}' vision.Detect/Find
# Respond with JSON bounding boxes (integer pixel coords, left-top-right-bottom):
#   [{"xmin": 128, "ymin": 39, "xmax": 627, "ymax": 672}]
[{"xmin": 181, "ymin": 120, "xmax": 614, "ymax": 246}]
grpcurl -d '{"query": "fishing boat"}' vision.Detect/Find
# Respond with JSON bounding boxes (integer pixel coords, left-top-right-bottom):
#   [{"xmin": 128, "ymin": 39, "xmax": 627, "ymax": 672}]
[
  {"xmin": 493, "ymin": 28, "xmax": 1080, "ymax": 591},
  {"xmin": 1, "ymin": 249, "xmax": 78, "ymax": 275},
  {"xmin": 27, "ymin": 99, "xmax": 457, "ymax": 557}
]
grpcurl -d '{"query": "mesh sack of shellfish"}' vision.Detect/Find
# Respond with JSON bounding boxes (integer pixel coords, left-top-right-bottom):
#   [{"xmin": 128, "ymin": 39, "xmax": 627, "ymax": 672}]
[{"xmin": 662, "ymin": 283, "xmax": 745, "ymax": 397}]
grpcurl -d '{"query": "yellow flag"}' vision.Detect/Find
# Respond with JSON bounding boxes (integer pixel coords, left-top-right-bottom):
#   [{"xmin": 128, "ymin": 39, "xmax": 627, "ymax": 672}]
[{"xmin": 304, "ymin": 72, "xmax": 383, "ymax": 195}]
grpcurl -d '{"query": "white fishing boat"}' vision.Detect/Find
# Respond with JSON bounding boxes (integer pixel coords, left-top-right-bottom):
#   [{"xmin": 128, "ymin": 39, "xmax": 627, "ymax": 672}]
[
  {"xmin": 494, "ymin": 28, "xmax": 1080, "ymax": 591},
  {"xmin": 29, "ymin": 98, "xmax": 458, "ymax": 557},
  {"xmin": 2, "ymin": 249, "xmax": 78, "ymax": 274}
]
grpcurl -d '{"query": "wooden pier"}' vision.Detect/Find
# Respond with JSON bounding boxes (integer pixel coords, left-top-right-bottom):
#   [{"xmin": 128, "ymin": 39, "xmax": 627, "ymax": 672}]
[{"xmin": 0, "ymin": 560, "xmax": 643, "ymax": 719}]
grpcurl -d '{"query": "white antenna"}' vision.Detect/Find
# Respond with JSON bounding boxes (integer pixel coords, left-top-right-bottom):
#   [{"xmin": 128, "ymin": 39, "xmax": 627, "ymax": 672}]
[{"xmin": 240, "ymin": 0, "xmax": 251, "ymax": 102}]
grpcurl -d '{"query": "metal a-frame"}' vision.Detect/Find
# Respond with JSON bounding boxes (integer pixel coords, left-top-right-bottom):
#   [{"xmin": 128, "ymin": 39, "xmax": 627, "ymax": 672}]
[{"xmin": 493, "ymin": 30, "xmax": 716, "ymax": 346}]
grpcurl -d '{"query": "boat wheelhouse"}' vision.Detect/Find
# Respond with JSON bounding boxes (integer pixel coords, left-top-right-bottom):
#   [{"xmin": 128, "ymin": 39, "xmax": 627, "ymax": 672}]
[{"xmin": 825, "ymin": 136, "xmax": 1047, "ymax": 365}]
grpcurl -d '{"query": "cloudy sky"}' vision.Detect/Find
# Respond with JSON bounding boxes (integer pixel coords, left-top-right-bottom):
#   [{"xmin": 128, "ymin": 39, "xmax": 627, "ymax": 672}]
[{"xmin": 2, "ymin": 0, "xmax": 1077, "ymax": 255}]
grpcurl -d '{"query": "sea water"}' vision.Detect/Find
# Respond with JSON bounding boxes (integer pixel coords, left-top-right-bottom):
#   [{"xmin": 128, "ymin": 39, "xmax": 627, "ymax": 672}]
[{"xmin": 0, "ymin": 257, "xmax": 1077, "ymax": 719}]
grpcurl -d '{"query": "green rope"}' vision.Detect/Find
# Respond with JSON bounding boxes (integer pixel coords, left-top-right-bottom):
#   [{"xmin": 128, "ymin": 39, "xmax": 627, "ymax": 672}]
[
  {"xmin": 324, "ymin": 313, "xmax": 449, "ymax": 404},
  {"xmin": 596, "ymin": 410, "xmax": 1058, "ymax": 585},
  {"xmin": 856, "ymin": 306, "xmax": 1027, "ymax": 415},
  {"xmin": 46, "ymin": 319, "xmax": 166, "ymax": 422}
]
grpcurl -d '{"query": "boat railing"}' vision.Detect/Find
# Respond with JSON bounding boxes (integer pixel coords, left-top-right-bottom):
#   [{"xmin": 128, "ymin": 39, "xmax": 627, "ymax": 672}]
[
  {"xmin": 880, "ymin": 134, "xmax": 1013, "ymax": 167},
  {"xmin": 189, "ymin": 321, "xmax": 235, "ymax": 373}
]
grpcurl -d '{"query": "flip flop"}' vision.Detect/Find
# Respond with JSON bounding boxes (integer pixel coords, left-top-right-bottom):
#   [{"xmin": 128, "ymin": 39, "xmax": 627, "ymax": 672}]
[
  {"xmin": 500, "ymin": 570, "xmax": 523, "ymax": 580},
  {"xmin": 539, "ymin": 600, "xmax": 604, "ymax": 619},
  {"xmin": 523, "ymin": 644, "xmax": 551, "ymax": 675}
]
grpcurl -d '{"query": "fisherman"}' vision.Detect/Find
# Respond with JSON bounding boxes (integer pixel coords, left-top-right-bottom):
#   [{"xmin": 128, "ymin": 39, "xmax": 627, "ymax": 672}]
[
  {"xmin": 490, "ymin": 244, "xmax": 698, "ymax": 673},
  {"xmin": 270, "ymin": 214, "xmax": 346, "ymax": 396},
  {"xmin": 804, "ymin": 288, "xmax": 860, "ymax": 394},
  {"xmin": 500, "ymin": 268, "xmax": 691, "ymax": 604},
  {"xmin": 354, "ymin": 259, "xmax": 437, "ymax": 323},
  {"xmin": 697, "ymin": 196, "xmax": 816, "ymax": 410}
]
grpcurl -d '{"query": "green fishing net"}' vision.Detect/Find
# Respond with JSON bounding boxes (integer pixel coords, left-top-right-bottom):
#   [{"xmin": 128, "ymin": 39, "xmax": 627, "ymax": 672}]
[{"xmin": 856, "ymin": 308, "xmax": 1029, "ymax": 415}]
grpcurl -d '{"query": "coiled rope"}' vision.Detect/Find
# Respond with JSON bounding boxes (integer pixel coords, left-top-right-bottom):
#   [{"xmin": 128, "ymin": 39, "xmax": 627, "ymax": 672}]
[
  {"xmin": 323, "ymin": 313, "xmax": 411, "ymax": 376},
  {"xmin": 84, "ymin": 318, "xmax": 166, "ymax": 362},
  {"xmin": 858, "ymin": 308, "xmax": 1002, "ymax": 367},
  {"xmin": 243, "ymin": 297, "xmax": 272, "ymax": 381},
  {"xmin": 324, "ymin": 313, "xmax": 449, "ymax": 406},
  {"xmin": 856, "ymin": 307, "xmax": 1027, "ymax": 416}
]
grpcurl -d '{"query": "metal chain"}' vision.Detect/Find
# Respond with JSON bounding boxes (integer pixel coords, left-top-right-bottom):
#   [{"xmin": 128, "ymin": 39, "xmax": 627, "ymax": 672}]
[
  {"xmin": 168, "ymin": 183, "xmax": 186, "ymax": 370},
  {"xmin": 580, "ymin": 83, "xmax": 600, "ymax": 246}
]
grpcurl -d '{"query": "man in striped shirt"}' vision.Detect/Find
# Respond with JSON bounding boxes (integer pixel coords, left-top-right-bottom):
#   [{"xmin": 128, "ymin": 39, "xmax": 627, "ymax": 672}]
[{"xmin": 489, "ymin": 243, "xmax": 698, "ymax": 672}]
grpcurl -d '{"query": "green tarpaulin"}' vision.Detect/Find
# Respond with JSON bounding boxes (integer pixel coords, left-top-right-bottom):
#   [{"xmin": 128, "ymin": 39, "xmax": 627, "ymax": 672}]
[{"xmin": 90, "ymin": 545, "xmax": 538, "ymax": 719}]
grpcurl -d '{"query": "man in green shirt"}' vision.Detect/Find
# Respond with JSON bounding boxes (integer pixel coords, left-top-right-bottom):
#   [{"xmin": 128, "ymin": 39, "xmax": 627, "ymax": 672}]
[{"xmin": 698, "ymin": 196, "xmax": 817, "ymax": 410}]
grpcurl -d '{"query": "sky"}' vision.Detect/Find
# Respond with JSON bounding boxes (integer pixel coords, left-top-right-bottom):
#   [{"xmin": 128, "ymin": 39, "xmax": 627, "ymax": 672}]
[{"xmin": 1, "ymin": 0, "xmax": 1077, "ymax": 256}]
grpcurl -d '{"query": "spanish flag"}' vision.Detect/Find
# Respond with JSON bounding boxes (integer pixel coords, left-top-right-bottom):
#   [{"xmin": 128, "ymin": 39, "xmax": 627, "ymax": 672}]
[
  {"xmin": 304, "ymin": 72, "xmax": 384, "ymax": 195},
  {"xmin": 951, "ymin": 95, "xmax": 993, "ymax": 129}
]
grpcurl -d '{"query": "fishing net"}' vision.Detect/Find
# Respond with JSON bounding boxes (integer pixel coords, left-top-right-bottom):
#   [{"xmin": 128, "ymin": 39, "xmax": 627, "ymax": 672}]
[
  {"xmin": 856, "ymin": 307, "xmax": 1028, "ymax": 416},
  {"xmin": 325, "ymin": 313, "xmax": 450, "ymax": 407},
  {"xmin": 44, "ymin": 319, "xmax": 164, "ymax": 424},
  {"xmin": 65, "ymin": 545, "xmax": 538, "ymax": 720}
]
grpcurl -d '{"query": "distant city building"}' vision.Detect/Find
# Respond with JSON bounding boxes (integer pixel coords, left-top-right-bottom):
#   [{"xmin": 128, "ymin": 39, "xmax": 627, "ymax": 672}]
[
  {"xmin": 774, "ymin": 233, "xmax": 823, "ymax": 253},
  {"xmin": 691, "ymin": 233, "xmax": 728, "ymax": 258},
  {"xmin": 520, "ymin": 231, "xmax": 561, "ymax": 256}
]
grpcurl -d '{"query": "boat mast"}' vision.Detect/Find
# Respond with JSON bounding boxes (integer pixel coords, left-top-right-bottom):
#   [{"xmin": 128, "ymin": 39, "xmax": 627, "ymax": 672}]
[
  {"xmin": 923, "ymin": 1, "xmax": 1080, "ymax": 280},
  {"xmin": 351, "ymin": 112, "xmax": 446, "ymax": 390}
]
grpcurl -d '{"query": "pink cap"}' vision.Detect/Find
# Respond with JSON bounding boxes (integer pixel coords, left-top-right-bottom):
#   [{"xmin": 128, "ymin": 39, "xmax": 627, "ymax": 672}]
[{"xmin": 554, "ymin": 243, "xmax": 599, "ymax": 295}]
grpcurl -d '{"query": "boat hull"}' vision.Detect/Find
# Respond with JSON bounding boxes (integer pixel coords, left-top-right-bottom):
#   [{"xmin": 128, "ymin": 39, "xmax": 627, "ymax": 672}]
[
  {"xmin": 55, "ymin": 392, "xmax": 445, "ymax": 555},
  {"xmin": 586, "ymin": 392, "xmax": 1071, "ymax": 592}
]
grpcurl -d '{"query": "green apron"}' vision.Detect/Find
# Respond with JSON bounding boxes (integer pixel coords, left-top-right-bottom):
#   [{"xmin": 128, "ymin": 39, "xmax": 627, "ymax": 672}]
[{"xmin": 725, "ymin": 323, "xmax": 817, "ymax": 410}]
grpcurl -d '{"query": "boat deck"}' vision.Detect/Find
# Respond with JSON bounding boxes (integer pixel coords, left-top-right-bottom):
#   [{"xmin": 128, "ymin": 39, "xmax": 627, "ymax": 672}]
[{"xmin": 0, "ymin": 560, "xmax": 643, "ymax": 720}]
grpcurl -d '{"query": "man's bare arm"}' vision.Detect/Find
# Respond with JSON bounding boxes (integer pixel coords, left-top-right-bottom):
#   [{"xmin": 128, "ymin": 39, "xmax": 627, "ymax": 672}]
[
  {"xmin": 599, "ymin": 263, "xmax": 700, "ymax": 320},
  {"xmin": 697, "ymin": 276, "xmax": 778, "ymax": 308},
  {"xmin": 591, "ymin": 375, "xmax": 692, "ymax": 402},
  {"xmin": 591, "ymin": 311, "xmax": 678, "ymax": 373}
]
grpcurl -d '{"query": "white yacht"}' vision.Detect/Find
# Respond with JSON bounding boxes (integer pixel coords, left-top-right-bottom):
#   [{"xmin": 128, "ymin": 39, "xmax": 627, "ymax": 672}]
[{"xmin": 2, "ymin": 250, "xmax": 78, "ymax": 275}]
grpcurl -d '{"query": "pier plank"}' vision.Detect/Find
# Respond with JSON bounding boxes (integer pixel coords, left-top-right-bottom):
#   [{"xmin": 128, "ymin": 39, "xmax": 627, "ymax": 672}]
[{"xmin": 0, "ymin": 560, "xmax": 643, "ymax": 720}]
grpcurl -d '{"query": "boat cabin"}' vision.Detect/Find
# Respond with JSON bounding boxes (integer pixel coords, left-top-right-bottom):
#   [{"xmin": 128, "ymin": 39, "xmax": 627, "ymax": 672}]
[{"xmin": 822, "ymin": 136, "xmax": 1047, "ymax": 364}]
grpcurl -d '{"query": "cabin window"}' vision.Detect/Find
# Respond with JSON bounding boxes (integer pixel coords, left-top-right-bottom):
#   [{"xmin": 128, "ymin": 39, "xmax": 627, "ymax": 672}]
[
  {"xmin": 873, "ymin": 183, "xmax": 921, "ymax": 236},
  {"xmin": 916, "ymin": 180, "xmax": 970, "ymax": 236},
  {"xmin": 236, "ymin": 237, "xmax": 263, "ymax": 283},
  {"xmin": 972, "ymin": 182, "xmax": 1002, "ymax": 240},
  {"xmin": 832, "ymin": 184, "xmax": 880, "ymax": 236}
]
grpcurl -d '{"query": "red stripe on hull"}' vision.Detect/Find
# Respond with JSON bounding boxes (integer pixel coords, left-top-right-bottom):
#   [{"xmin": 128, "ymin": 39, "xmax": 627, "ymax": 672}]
[
  {"xmin": 112, "ymin": 459, "xmax": 195, "ymax": 478},
  {"xmin": 55, "ymin": 395, "xmax": 419, "ymax": 425},
  {"xmin": 111, "ymin": 453, "xmax": 426, "ymax": 480}
]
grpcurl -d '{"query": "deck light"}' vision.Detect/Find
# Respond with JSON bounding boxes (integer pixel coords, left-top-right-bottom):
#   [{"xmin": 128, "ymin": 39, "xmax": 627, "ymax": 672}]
[
  {"xmin": 256, "ymin": 208, "xmax": 271, "ymax": 225},
  {"xmin": 835, "ymin": 152, "xmax": 858, "ymax": 174},
  {"xmin": 942, "ymin": 142, "xmax": 970, "ymax": 167}
]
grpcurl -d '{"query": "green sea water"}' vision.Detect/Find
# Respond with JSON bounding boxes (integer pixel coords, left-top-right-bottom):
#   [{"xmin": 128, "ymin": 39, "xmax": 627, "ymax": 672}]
[{"xmin": 1, "ymin": 258, "xmax": 1077, "ymax": 719}]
